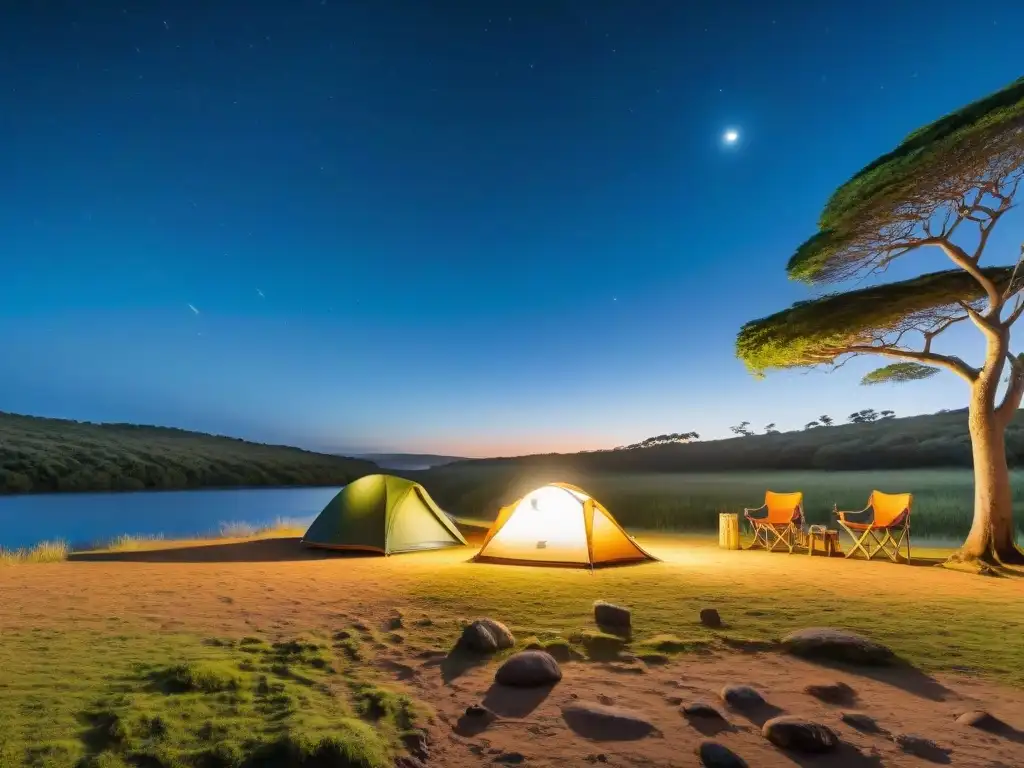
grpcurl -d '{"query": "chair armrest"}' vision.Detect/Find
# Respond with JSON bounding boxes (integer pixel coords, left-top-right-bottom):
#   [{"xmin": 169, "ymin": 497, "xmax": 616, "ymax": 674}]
[
  {"xmin": 743, "ymin": 505, "xmax": 767, "ymax": 514},
  {"xmin": 835, "ymin": 506, "xmax": 871, "ymax": 521}
]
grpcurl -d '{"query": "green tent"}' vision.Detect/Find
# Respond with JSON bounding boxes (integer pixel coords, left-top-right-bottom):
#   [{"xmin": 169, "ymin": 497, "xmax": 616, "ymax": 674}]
[{"xmin": 303, "ymin": 474, "xmax": 467, "ymax": 555}]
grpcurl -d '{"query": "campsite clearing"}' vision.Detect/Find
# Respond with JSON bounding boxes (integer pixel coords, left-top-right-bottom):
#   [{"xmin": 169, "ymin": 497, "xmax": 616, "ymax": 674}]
[{"xmin": 2, "ymin": 532, "xmax": 1024, "ymax": 766}]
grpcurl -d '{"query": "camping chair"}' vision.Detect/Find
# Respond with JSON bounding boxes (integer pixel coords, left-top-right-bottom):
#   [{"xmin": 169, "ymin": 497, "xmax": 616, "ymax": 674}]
[
  {"xmin": 834, "ymin": 491, "xmax": 912, "ymax": 563},
  {"xmin": 744, "ymin": 491, "xmax": 803, "ymax": 553}
]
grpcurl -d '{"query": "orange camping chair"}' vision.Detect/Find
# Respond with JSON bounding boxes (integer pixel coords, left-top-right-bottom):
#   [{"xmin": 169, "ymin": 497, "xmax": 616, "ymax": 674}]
[
  {"xmin": 744, "ymin": 491, "xmax": 803, "ymax": 553},
  {"xmin": 834, "ymin": 491, "xmax": 912, "ymax": 563}
]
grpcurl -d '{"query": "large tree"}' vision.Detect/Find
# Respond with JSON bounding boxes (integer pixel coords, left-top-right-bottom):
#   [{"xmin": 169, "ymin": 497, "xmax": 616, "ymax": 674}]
[{"xmin": 736, "ymin": 77, "xmax": 1024, "ymax": 569}]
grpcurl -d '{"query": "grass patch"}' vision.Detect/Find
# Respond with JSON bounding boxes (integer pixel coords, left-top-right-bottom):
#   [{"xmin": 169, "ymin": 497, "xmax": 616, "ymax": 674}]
[
  {"xmin": 102, "ymin": 534, "xmax": 166, "ymax": 552},
  {"xmin": 0, "ymin": 630, "xmax": 416, "ymax": 768},
  {"xmin": 406, "ymin": 537, "xmax": 1024, "ymax": 686},
  {"xmin": 0, "ymin": 540, "xmax": 68, "ymax": 565},
  {"xmin": 155, "ymin": 661, "xmax": 243, "ymax": 693}
]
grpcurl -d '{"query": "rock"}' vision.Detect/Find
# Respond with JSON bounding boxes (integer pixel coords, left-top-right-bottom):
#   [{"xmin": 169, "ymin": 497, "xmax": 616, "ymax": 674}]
[
  {"xmin": 597, "ymin": 694, "xmax": 615, "ymax": 706},
  {"xmin": 542, "ymin": 640, "xmax": 578, "ymax": 662},
  {"xmin": 683, "ymin": 702, "xmax": 727, "ymax": 720},
  {"xmin": 494, "ymin": 752, "xmax": 525, "ymax": 764},
  {"xmin": 762, "ymin": 716, "xmax": 839, "ymax": 753},
  {"xmin": 562, "ymin": 701, "xmax": 659, "ymax": 740},
  {"xmin": 494, "ymin": 651, "xmax": 562, "ymax": 687},
  {"xmin": 804, "ymin": 681, "xmax": 856, "ymax": 705},
  {"xmin": 956, "ymin": 709, "xmax": 1007, "ymax": 730},
  {"xmin": 664, "ymin": 695, "xmax": 683, "ymax": 706},
  {"xmin": 465, "ymin": 704, "xmax": 494, "ymax": 719},
  {"xmin": 720, "ymin": 684, "xmax": 766, "ymax": 709},
  {"xmin": 461, "ymin": 618, "xmax": 515, "ymax": 653},
  {"xmin": 893, "ymin": 733, "xmax": 950, "ymax": 760},
  {"xmin": 840, "ymin": 711, "xmax": 883, "ymax": 733},
  {"xmin": 700, "ymin": 608, "xmax": 722, "ymax": 628},
  {"xmin": 401, "ymin": 731, "xmax": 429, "ymax": 761},
  {"xmin": 697, "ymin": 740, "xmax": 749, "ymax": 768},
  {"xmin": 594, "ymin": 600, "xmax": 631, "ymax": 629},
  {"xmin": 781, "ymin": 628, "xmax": 894, "ymax": 666}
]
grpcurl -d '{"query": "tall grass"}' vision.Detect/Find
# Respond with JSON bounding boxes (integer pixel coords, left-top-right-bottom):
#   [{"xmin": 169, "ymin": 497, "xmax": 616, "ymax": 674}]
[
  {"xmin": 0, "ymin": 540, "xmax": 68, "ymax": 564},
  {"xmin": 421, "ymin": 467, "xmax": 1024, "ymax": 541},
  {"xmin": 218, "ymin": 516, "xmax": 308, "ymax": 538}
]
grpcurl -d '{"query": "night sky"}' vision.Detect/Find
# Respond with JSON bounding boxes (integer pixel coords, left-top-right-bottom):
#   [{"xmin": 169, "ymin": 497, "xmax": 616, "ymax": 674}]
[{"xmin": 2, "ymin": 2, "xmax": 1022, "ymax": 457}]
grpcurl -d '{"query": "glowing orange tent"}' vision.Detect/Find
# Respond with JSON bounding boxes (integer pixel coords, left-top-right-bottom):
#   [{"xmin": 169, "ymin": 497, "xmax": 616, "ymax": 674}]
[{"xmin": 473, "ymin": 483, "xmax": 656, "ymax": 567}]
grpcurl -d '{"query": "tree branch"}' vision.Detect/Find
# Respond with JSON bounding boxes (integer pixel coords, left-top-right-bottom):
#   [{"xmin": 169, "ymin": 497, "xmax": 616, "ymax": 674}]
[
  {"xmin": 1004, "ymin": 294, "xmax": 1024, "ymax": 328},
  {"xmin": 937, "ymin": 239, "xmax": 1002, "ymax": 311},
  {"xmin": 845, "ymin": 344, "xmax": 978, "ymax": 383},
  {"xmin": 923, "ymin": 313, "xmax": 969, "ymax": 352},
  {"xmin": 996, "ymin": 353, "xmax": 1024, "ymax": 426}
]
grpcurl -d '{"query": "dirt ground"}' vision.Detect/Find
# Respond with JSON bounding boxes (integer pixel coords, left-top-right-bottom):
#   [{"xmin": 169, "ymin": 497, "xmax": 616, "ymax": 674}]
[{"xmin": 3, "ymin": 534, "xmax": 1024, "ymax": 766}]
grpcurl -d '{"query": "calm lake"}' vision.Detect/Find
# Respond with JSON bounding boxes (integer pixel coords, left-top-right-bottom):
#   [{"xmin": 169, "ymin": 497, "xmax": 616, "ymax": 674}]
[{"xmin": 0, "ymin": 487, "xmax": 343, "ymax": 550}]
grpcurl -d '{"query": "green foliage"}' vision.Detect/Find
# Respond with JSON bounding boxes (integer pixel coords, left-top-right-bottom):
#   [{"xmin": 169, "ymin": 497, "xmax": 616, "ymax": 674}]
[
  {"xmin": 0, "ymin": 631, "xmax": 404, "ymax": 768},
  {"xmin": 0, "ymin": 412, "xmax": 377, "ymax": 495},
  {"xmin": 861, "ymin": 363, "xmax": 940, "ymax": 385},
  {"xmin": 788, "ymin": 76, "xmax": 1024, "ymax": 283},
  {"xmin": 735, "ymin": 268, "xmax": 1013, "ymax": 374}
]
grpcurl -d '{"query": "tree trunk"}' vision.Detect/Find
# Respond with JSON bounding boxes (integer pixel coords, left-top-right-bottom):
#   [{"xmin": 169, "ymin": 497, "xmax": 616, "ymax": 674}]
[{"xmin": 958, "ymin": 385, "xmax": 1024, "ymax": 564}]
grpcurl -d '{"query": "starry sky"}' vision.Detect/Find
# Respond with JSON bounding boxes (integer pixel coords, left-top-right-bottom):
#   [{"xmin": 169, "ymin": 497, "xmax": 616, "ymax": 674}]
[{"xmin": 1, "ymin": 2, "xmax": 1022, "ymax": 457}]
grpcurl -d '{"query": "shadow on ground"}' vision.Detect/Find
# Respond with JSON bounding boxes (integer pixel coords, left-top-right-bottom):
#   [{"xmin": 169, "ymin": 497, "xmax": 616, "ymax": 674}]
[
  {"xmin": 802, "ymin": 657, "xmax": 953, "ymax": 703},
  {"xmin": 482, "ymin": 683, "xmax": 554, "ymax": 718},
  {"xmin": 68, "ymin": 537, "xmax": 374, "ymax": 564}
]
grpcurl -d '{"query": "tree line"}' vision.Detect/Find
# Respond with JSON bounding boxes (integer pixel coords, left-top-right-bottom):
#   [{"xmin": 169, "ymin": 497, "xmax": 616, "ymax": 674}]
[{"xmin": 0, "ymin": 412, "xmax": 376, "ymax": 495}]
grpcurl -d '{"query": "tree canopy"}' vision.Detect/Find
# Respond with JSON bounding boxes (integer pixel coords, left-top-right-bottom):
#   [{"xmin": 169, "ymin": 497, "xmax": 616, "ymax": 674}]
[
  {"xmin": 736, "ymin": 267, "xmax": 1018, "ymax": 374},
  {"xmin": 787, "ymin": 77, "xmax": 1024, "ymax": 284},
  {"xmin": 861, "ymin": 362, "xmax": 940, "ymax": 386}
]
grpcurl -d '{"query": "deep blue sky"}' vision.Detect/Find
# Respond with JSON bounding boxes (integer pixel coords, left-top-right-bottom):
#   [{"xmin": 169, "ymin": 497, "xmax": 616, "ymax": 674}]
[{"xmin": 1, "ymin": 2, "xmax": 1022, "ymax": 457}]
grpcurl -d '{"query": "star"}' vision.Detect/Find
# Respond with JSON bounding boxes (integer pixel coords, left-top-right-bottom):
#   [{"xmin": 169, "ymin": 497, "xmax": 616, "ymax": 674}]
[{"xmin": 723, "ymin": 129, "xmax": 739, "ymax": 145}]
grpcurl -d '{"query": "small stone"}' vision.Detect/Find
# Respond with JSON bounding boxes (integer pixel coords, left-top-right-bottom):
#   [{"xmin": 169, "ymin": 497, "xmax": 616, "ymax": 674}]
[
  {"xmin": 893, "ymin": 733, "xmax": 950, "ymax": 760},
  {"xmin": 664, "ymin": 695, "xmax": 683, "ymax": 706},
  {"xmin": 762, "ymin": 716, "xmax": 839, "ymax": 753},
  {"xmin": 781, "ymin": 627, "xmax": 894, "ymax": 666},
  {"xmin": 684, "ymin": 702, "xmax": 726, "ymax": 720},
  {"xmin": 460, "ymin": 618, "xmax": 516, "ymax": 653},
  {"xmin": 494, "ymin": 752, "xmax": 525, "ymax": 764},
  {"xmin": 840, "ymin": 711, "xmax": 882, "ymax": 733},
  {"xmin": 697, "ymin": 740, "xmax": 749, "ymax": 768},
  {"xmin": 465, "ymin": 704, "xmax": 494, "ymax": 719},
  {"xmin": 597, "ymin": 694, "xmax": 615, "ymax": 706},
  {"xmin": 401, "ymin": 731, "xmax": 429, "ymax": 761},
  {"xmin": 720, "ymin": 684, "xmax": 765, "ymax": 709},
  {"xmin": 700, "ymin": 608, "xmax": 722, "ymax": 628},
  {"xmin": 562, "ymin": 701, "xmax": 659, "ymax": 740},
  {"xmin": 494, "ymin": 651, "xmax": 562, "ymax": 687},
  {"xmin": 542, "ymin": 640, "xmax": 577, "ymax": 662},
  {"xmin": 594, "ymin": 600, "xmax": 631, "ymax": 629},
  {"xmin": 956, "ymin": 709, "xmax": 1006, "ymax": 730},
  {"xmin": 804, "ymin": 681, "xmax": 856, "ymax": 705}
]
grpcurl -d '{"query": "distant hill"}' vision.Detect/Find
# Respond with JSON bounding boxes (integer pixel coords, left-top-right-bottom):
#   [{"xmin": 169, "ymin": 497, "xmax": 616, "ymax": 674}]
[
  {"xmin": 355, "ymin": 453, "xmax": 465, "ymax": 471},
  {"xmin": 0, "ymin": 411, "xmax": 377, "ymax": 495},
  {"xmin": 436, "ymin": 408, "xmax": 1022, "ymax": 474}
]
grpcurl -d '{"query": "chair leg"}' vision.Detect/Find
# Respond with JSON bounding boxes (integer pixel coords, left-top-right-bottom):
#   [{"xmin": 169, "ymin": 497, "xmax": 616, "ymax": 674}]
[
  {"xmin": 842, "ymin": 525, "xmax": 874, "ymax": 559},
  {"xmin": 865, "ymin": 529, "xmax": 887, "ymax": 560}
]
